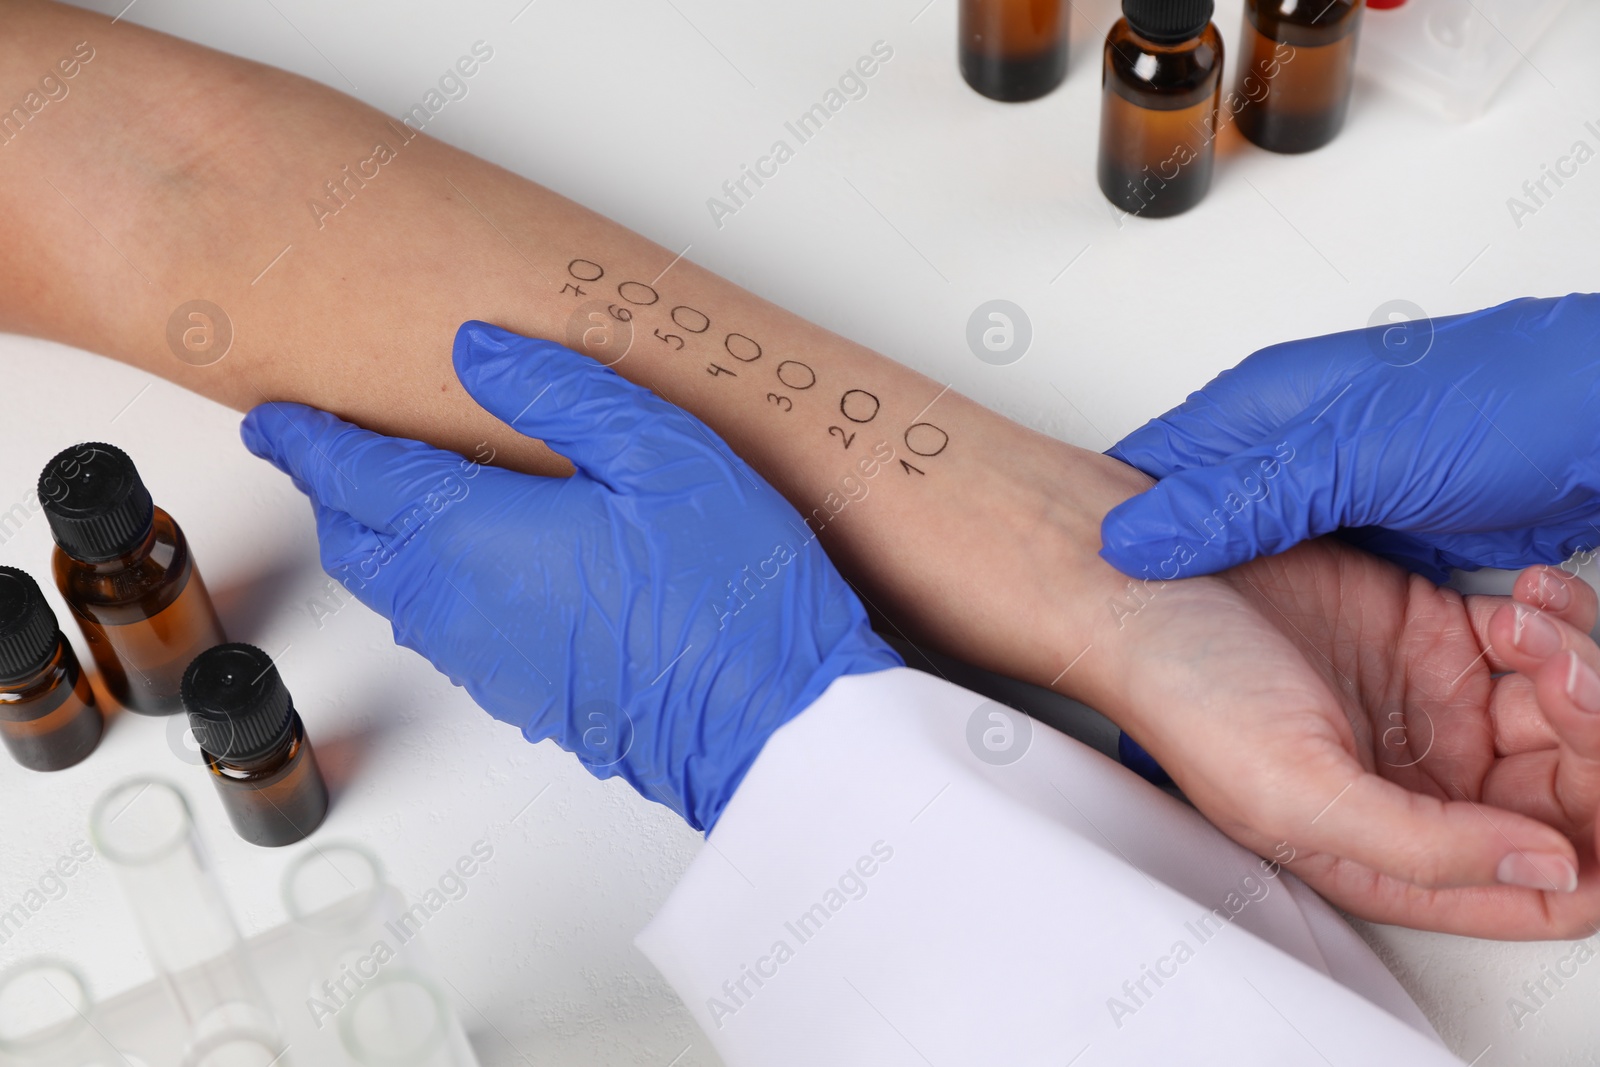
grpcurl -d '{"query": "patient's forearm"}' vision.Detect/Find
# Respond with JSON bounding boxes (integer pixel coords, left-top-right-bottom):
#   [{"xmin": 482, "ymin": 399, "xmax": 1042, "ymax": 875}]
[
  {"xmin": 1, "ymin": 3, "xmax": 939, "ymax": 485},
  {"xmin": 0, "ymin": 0, "xmax": 1150, "ymax": 705}
]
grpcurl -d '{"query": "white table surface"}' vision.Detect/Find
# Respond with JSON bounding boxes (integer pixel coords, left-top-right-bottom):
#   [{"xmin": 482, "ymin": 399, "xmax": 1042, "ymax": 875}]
[{"xmin": 4, "ymin": 0, "xmax": 1599, "ymax": 1063}]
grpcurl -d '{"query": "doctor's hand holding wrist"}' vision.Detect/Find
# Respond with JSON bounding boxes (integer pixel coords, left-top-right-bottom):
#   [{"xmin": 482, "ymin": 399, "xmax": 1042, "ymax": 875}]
[
  {"xmin": 237, "ymin": 322, "xmax": 1600, "ymax": 942},
  {"xmin": 239, "ymin": 322, "xmax": 901, "ymax": 832},
  {"xmin": 1100, "ymin": 294, "xmax": 1600, "ymax": 582}
]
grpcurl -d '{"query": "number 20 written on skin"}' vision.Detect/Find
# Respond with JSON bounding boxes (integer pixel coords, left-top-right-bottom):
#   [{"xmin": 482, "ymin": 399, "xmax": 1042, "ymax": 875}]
[{"xmin": 562, "ymin": 257, "xmax": 952, "ymax": 475}]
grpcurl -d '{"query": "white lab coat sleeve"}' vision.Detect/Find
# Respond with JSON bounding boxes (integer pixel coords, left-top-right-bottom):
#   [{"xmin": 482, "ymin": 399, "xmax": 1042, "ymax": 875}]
[{"xmin": 635, "ymin": 667, "xmax": 1461, "ymax": 1067}]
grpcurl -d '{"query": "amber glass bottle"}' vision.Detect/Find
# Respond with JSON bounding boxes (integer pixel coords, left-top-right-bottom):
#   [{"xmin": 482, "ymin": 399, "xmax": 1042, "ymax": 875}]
[
  {"xmin": 0, "ymin": 567, "xmax": 102, "ymax": 771},
  {"xmin": 182, "ymin": 643, "xmax": 329, "ymax": 848},
  {"xmin": 1233, "ymin": 0, "xmax": 1363, "ymax": 153},
  {"xmin": 41, "ymin": 443, "xmax": 226, "ymax": 716},
  {"xmin": 959, "ymin": 0, "xmax": 1070, "ymax": 102},
  {"xmin": 1097, "ymin": 0, "xmax": 1224, "ymax": 218}
]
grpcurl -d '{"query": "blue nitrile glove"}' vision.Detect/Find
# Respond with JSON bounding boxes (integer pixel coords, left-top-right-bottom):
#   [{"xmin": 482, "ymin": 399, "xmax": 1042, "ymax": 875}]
[
  {"xmin": 240, "ymin": 322, "xmax": 901, "ymax": 832},
  {"xmin": 1100, "ymin": 294, "xmax": 1600, "ymax": 583}
]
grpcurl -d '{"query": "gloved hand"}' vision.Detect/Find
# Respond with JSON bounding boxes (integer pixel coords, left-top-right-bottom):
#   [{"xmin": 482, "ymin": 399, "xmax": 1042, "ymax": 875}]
[
  {"xmin": 1100, "ymin": 294, "xmax": 1600, "ymax": 583},
  {"xmin": 240, "ymin": 322, "xmax": 901, "ymax": 832}
]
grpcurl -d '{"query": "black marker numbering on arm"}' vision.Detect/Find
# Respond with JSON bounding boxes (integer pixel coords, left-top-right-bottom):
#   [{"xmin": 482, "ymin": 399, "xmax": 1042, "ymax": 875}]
[
  {"xmin": 672, "ymin": 306, "xmax": 711, "ymax": 333},
  {"xmin": 619, "ymin": 280, "xmax": 660, "ymax": 306},
  {"xmin": 904, "ymin": 423, "xmax": 948, "ymax": 457},
  {"xmin": 776, "ymin": 360, "xmax": 815, "ymax": 390},
  {"xmin": 725, "ymin": 333, "xmax": 762, "ymax": 363},
  {"xmin": 562, "ymin": 254, "xmax": 947, "ymax": 475},
  {"xmin": 840, "ymin": 389, "xmax": 880, "ymax": 424}
]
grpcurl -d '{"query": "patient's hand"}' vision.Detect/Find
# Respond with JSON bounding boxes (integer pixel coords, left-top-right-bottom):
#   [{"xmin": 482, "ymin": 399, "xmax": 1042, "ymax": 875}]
[
  {"xmin": 842, "ymin": 420, "xmax": 1600, "ymax": 939},
  {"xmin": 1109, "ymin": 549, "xmax": 1600, "ymax": 938}
]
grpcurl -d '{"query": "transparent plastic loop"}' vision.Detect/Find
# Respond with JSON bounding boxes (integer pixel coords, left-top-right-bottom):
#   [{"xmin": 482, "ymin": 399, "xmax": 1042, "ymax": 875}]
[
  {"xmin": 281, "ymin": 842, "xmax": 385, "ymax": 937},
  {"xmin": 90, "ymin": 780, "xmax": 238, "ymax": 975},
  {"xmin": 281, "ymin": 839, "xmax": 413, "ymax": 993},
  {"xmin": 89, "ymin": 778, "xmax": 279, "ymax": 1047},
  {"xmin": 180, "ymin": 1028, "xmax": 291, "ymax": 1067},
  {"xmin": 339, "ymin": 972, "xmax": 458, "ymax": 1067},
  {"xmin": 90, "ymin": 778, "xmax": 191, "ymax": 866},
  {"xmin": 0, "ymin": 958, "xmax": 89, "ymax": 1059}
]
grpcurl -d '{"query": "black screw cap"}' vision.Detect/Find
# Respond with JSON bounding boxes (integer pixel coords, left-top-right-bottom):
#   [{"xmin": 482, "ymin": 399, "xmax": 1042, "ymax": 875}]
[
  {"xmin": 0, "ymin": 568, "xmax": 61, "ymax": 685},
  {"xmin": 38, "ymin": 443, "xmax": 155, "ymax": 563},
  {"xmin": 1124, "ymin": 0, "xmax": 1215, "ymax": 43},
  {"xmin": 181, "ymin": 643, "xmax": 295, "ymax": 762}
]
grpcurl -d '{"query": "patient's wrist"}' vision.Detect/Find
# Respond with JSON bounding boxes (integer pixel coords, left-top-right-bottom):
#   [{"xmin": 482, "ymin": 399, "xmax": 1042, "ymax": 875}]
[
  {"xmin": 915, "ymin": 421, "xmax": 1163, "ymax": 707},
  {"xmin": 995, "ymin": 437, "xmax": 1254, "ymax": 739}
]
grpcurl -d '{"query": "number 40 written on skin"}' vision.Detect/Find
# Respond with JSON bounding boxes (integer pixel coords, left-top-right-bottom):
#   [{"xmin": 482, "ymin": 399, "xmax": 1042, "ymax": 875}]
[{"xmin": 561, "ymin": 258, "xmax": 949, "ymax": 477}]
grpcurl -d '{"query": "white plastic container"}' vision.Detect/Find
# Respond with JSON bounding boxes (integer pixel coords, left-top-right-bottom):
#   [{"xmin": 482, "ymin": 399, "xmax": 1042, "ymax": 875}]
[{"xmin": 1357, "ymin": 0, "xmax": 1571, "ymax": 120}]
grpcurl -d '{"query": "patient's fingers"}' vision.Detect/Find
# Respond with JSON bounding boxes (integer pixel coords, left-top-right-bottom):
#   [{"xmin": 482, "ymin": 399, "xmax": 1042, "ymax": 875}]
[
  {"xmin": 1255, "ymin": 744, "xmax": 1580, "ymax": 895},
  {"xmin": 1466, "ymin": 569, "xmax": 1597, "ymax": 675},
  {"xmin": 1534, "ymin": 650, "xmax": 1600, "ymax": 828},
  {"xmin": 1486, "ymin": 651, "xmax": 1600, "ymax": 834},
  {"xmin": 1486, "ymin": 601, "xmax": 1600, "ymax": 679},
  {"xmin": 1512, "ymin": 565, "xmax": 1598, "ymax": 635},
  {"xmin": 1536, "ymin": 651, "xmax": 1600, "ymax": 760},
  {"xmin": 1481, "ymin": 598, "xmax": 1600, "ymax": 831},
  {"xmin": 1294, "ymin": 834, "xmax": 1600, "ymax": 940},
  {"xmin": 1489, "ymin": 672, "xmax": 1560, "ymax": 756}
]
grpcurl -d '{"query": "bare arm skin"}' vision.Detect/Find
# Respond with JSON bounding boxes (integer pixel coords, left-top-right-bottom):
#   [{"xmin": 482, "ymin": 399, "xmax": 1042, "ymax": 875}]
[
  {"xmin": 6, "ymin": 0, "xmax": 1600, "ymax": 939},
  {"xmin": 0, "ymin": 0, "xmax": 1137, "ymax": 702}
]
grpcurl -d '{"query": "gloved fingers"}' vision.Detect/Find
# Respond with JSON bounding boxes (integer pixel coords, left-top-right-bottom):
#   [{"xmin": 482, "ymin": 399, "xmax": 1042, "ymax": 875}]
[
  {"xmin": 1109, "ymin": 387, "xmax": 1260, "ymax": 480},
  {"xmin": 1284, "ymin": 761, "xmax": 1579, "ymax": 894},
  {"xmin": 453, "ymin": 321, "xmax": 727, "ymax": 496},
  {"xmin": 241, "ymin": 402, "xmax": 470, "ymax": 535},
  {"xmin": 1109, "ymin": 331, "xmax": 1368, "ymax": 478},
  {"xmin": 1099, "ymin": 417, "xmax": 1335, "ymax": 579},
  {"xmin": 308, "ymin": 497, "xmax": 406, "ymax": 621},
  {"xmin": 1512, "ymin": 565, "xmax": 1599, "ymax": 635}
]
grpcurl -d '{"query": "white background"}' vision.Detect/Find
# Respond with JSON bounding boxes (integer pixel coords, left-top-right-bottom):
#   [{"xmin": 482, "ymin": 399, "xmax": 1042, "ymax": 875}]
[{"xmin": 1, "ymin": 0, "xmax": 1598, "ymax": 1063}]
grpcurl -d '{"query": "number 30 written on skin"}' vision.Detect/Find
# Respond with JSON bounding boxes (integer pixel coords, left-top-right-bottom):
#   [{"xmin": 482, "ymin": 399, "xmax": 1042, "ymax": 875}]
[{"xmin": 561, "ymin": 256, "xmax": 950, "ymax": 474}]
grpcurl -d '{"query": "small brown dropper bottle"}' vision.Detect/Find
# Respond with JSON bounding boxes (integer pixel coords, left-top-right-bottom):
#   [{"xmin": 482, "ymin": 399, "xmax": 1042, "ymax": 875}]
[
  {"xmin": 41, "ymin": 443, "xmax": 226, "ymax": 716},
  {"xmin": 0, "ymin": 567, "xmax": 103, "ymax": 771},
  {"xmin": 1231, "ymin": 0, "xmax": 1364, "ymax": 153},
  {"xmin": 182, "ymin": 643, "xmax": 329, "ymax": 848},
  {"xmin": 1097, "ymin": 0, "xmax": 1225, "ymax": 218},
  {"xmin": 959, "ymin": 0, "xmax": 1070, "ymax": 102}
]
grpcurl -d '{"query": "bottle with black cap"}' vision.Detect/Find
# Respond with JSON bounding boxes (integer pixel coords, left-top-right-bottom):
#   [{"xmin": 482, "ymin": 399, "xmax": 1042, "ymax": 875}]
[
  {"xmin": 1096, "ymin": 0, "xmax": 1225, "ymax": 218},
  {"xmin": 40, "ymin": 442, "xmax": 226, "ymax": 715},
  {"xmin": 1231, "ymin": 0, "xmax": 1365, "ymax": 154},
  {"xmin": 182, "ymin": 643, "xmax": 328, "ymax": 847},
  {"xmin": 959, "ymin": 0, "xmax": 1070, "ymax": 103},
  {"xmin": 0, "ymin": 566, "xmax": 103, "ymax": 771}
]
